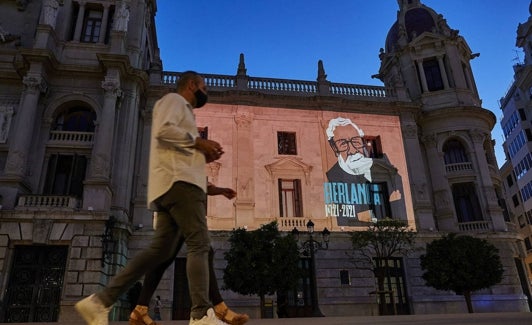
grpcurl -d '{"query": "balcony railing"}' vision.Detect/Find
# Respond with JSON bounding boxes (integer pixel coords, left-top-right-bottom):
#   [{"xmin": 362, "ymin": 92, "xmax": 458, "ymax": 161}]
[
  {"xmin": 277, "ymin": 217, "xmax": 308, "ymax": 230},
  {"xmin": 458, "ymin": 220, "xmax": 492, "ymax": 232},
  {"xmin": 445, "ymin": 162, "xmax": 473, "ymax": 173},
  {"xmin": 48, "ymin": 131, "xmax": 94, "ymax": 147},
  {"xmin": 162, "ymin": 71, "xmax": 396, "ymax": 100},
  {"xmin": 17, "ymin": 195, "xmax": 80, "ymax": 209}
]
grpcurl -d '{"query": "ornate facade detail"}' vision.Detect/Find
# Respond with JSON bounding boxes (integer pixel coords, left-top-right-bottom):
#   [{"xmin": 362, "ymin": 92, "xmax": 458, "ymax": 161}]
[
  {"xmin": 433, "ymin": 189, "xmax": 451, "ymax": 211},
  {"xmin": 5, "ymin": 149, "xmax": 26, "ymax": 175},
  {"xmin": 469, "ymin": 129, "xmax": 486, "ymax": 143},
  {"xmin": 421, "ymin": 133, "xmax": 437, "ymax": 148},
  {"xmin": 0, "ymin": 105, "xmax": 14, "ymax": 143},
  {"xmin": 414, "ymin": 182, "xmax": 427, "ymax": 201},
  {"xmin": 90, "ymin": 153, "xmax": 109, "ymax": 178},
  {"xmin": 402, "ymin": 124, "xmax": 418, "ymax": 139},
  {"xmin": 235, "ymin": 114, "xmax": 252, "ymax": 129},
  {"xmin": 23, "ymin": 75, "xmax": 47, "ymax": 93},
  {"xmin": 114, "ymin": 2, "xmax": 130, "ymax": 32},
  {"xmin": 16, "ymin": 0, "xmax": 29, "ymax": 11},
  {"xmin": 41, "ymin": 0, "xmax": 62, "ymax": 27},
  {"xmin": 101, "ymin": 79, "xmax": 122, "ymax": 98},
  {"xmin": 207, "ymin": 161, "xmax": 221, "ymax": 182},
  {"xmin": 0, "ymin": 24, "xmax": 21, "ymax": 45}
]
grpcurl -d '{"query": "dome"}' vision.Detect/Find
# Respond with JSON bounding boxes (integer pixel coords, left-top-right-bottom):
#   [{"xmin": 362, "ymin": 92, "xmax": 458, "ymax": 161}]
[{"xmin": 385, "ymin": 7, "xmax": 436, "ymax": 52}]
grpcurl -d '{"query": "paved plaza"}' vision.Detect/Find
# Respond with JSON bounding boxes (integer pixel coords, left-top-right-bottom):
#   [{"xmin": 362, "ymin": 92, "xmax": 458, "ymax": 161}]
[{"xmin": 6, "ymin": 312, "xmax": 532, "ymax": 325}]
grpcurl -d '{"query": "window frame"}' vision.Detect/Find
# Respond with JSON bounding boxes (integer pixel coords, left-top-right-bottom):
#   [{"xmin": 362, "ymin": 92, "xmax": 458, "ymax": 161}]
[{"xmin": 278, "ymin": 178, "xmax": 302, "ymax": 218}]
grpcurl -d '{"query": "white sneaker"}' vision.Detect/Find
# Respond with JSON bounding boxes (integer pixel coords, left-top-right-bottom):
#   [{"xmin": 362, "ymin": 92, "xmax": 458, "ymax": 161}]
[
  {"xmin": 190, "ymin": 308, "xmax": 229, "ymax": 325},
  {"xmin": 75, "ymin": 294, "xmax": 111, "ymax": 325}
]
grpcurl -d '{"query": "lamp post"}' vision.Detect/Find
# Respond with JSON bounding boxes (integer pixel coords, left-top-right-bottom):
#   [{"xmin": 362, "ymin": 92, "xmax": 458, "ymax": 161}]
[{"xmin": 291, "ymin": 220, "xmax": 330, "ymax": 317}]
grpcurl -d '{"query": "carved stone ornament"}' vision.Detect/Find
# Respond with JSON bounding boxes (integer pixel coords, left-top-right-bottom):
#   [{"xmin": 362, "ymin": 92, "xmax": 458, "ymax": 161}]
[
  {"xmin": 235, "ymin": 115, "xmax": 252, "ymax": 129},
  {"xmin": 91, "ymin": 153, "xmax": 109, "ymax": 178},
  {"xmin": 469, "ymin": 129, "xmax": 485, "ymax": 143},
  {"xmin": 0, "ymin": 105, "xmax": 14, "ymax": 143},
  {"xmin": 5, "ymin": 150, "xmax": 26, "ymax": 175},
  {"xmin": 16, "ymin": 0, "xmax": 29, "ymax": 11},
  {"xmin": 23, "ymin": 75, "xmax": 47, "ymax": 93},
  {"xmin": 402, "ymin": 124, "xmax": 418, "ymax": 139},
  {"xmin": 101, "ymin": 80, "xmax": 122, "ymax": 97},
  {"xmin": 114, "ymin": 2, "xmax": 130, "ymax": 32},
  {"xmin": 421, "ymin": 133, "xmax": 437, "ymax": 148},
  {"xmin": 434, "ymin": 189, "xmax": 450, "ymax": 210}
]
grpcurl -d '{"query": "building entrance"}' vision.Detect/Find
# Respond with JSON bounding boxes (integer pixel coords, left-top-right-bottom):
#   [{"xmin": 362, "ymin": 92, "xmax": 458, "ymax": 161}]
[{"xmin": 2, "ymin": 245, "xmax": 68, "ymax": 322}]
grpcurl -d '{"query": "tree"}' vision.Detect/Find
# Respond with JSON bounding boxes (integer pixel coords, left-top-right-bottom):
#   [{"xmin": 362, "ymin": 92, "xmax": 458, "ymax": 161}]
[
  {"xmin": 350, "ymin": 218, "xmax": 416, "ymax": 315},
  {"xmin": 420, "ymin": 233, "xmax": 504, "ymax": 313},
  {"xmin": 223, "ymin": 221, "xmax": 301, "ymax": 318}
]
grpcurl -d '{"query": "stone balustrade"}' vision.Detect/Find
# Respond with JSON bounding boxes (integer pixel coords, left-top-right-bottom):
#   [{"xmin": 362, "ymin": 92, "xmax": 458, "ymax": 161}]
[
  {"xmin": 48, "ymin": 130, "xmax": 94, "ymax": 146},
  {"xmin": 445, "ymin": 161, "xmax": 473, "ymax": 173},
  {"xmin": 17, "ymin": 195, "xmax": 80, "ymax": 209},
  {"xmin": 458, "ymin": 220, "xmax": 492, "ymax": 232},
  {"xmin": 162, "ymin": 71, "xmax": 396, "ymax": 99}
]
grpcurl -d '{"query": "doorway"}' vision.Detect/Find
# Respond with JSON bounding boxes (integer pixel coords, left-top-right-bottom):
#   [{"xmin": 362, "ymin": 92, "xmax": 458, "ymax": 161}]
[{"xmin": 3, "ymin": 245, "xmax": 68, "ymax": 322}]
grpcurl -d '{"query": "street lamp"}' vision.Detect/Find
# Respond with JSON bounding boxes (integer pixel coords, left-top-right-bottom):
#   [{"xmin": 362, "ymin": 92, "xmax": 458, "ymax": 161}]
[{"xmin": 291, "ymin": 220, "xmax": 330, "ymax": 317}]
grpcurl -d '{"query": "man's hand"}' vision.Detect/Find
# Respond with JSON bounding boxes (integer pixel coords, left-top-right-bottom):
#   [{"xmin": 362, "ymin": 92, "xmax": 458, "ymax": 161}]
[
  {"xmin": 207, "ymin": 184, "xmax": 237, "ymax": 199},
  {"xmin": 194, "ymin": 137, "xmax": 224, "ymax": 163}
]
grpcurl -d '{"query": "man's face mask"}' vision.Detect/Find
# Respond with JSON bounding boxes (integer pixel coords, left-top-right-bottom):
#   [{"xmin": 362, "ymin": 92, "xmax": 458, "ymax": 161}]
[{"xmin": 194, "ymin": 89, "xmax": 208, "ymax": 108}]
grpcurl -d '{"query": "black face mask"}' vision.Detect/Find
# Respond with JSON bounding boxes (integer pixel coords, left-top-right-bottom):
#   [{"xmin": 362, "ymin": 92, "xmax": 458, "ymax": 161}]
[{"xmin": 194, "ymin": 89, "xmax": 208, "ymax": 108}]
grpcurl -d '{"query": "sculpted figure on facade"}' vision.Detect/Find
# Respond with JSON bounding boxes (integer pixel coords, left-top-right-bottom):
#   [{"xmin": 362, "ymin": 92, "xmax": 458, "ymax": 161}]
[
  {"xmin": 42, "ymin": 0, "xmax": 61, "ymax": 28},
  {"xmin": 114, "ymin": 2, "xmax": 130, "ymax": 32}
]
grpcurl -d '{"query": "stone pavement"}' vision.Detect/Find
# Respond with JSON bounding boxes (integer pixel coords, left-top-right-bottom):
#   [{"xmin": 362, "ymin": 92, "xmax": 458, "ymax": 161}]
[{"xmin": 6, "ymin": 312, "xmax": 532, "ymax": 325}]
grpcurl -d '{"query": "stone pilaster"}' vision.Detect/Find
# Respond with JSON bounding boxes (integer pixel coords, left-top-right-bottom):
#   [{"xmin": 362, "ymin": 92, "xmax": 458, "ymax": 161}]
[
  {"xmin": 82, "ymin": 76, "xmax": 121, "ymax": 212},
  {"xmin": 234, "ymin": 114, "xmax": 255, "ymax": 227}
]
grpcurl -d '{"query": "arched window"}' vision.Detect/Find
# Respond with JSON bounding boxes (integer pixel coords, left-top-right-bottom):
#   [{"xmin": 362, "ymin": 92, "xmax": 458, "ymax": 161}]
[
  {"xmin": 443, "ymin": 139, "xmax": 468, "ymax": 164},
  {"xmin": 53, "ymin": 106, "xmax": 96, "ymax": 132}
]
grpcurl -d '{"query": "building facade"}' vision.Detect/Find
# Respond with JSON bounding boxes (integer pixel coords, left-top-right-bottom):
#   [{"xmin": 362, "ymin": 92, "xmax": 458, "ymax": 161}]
[
  {"xmin": 0, "ymin": 0, "xmax": 530, "ymax": 322},
  {"xmin": 499, "ymin": 2, "xmax": 532, "ymax": 292}
]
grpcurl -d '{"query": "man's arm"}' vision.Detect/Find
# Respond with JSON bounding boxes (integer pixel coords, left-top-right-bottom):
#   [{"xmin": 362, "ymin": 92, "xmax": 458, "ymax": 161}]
[{"xmin": 207, "ymin": 182, "xmax": 236, "ymax": 199}]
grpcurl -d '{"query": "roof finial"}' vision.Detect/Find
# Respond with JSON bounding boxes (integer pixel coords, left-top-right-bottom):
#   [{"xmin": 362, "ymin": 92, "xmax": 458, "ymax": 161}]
[
  {"xmin": 397, "ymin": 0, "xmax": 421, "ymax": 10},
  {"xmin": 317, "ymin": 60, "xmax": 327, "ymax": 82},
  {"xmin": 237, "ymin": 53, "xmax": 247, "ymax": 76}
]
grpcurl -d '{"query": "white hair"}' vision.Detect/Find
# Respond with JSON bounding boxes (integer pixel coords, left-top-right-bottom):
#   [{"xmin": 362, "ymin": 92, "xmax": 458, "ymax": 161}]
[{"xmin": 326, "ymin": 117, "xmax": 365, "ymax": 140}]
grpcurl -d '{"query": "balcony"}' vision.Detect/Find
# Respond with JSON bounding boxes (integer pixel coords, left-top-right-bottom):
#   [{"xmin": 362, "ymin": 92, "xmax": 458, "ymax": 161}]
[
  {"xmin": 17, "ymin": 195, "xmax": 80, "ymax": 210},
  {"xmin": 47, "ymin": 130, "xmax": 94, "ymax": 147},
  {"xmin": 277, "ymin": 217, "xmax": 308, "ymax": 230},
  {"xmin": 457, "ymin": 220, "xmax": 492, "ymax": 233},
  {"xmin": 445, "ymin": 162, "xmax": 473, "ymax": 173}
]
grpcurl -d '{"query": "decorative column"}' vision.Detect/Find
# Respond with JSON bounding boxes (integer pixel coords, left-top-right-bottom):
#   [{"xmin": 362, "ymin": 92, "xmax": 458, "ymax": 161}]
[
  {"xmin": 5, "ymin": 74, "xmax": 47, "ymax": 179},
  {"xmin": 73, "ymin": 1, "xmax": 86, "ymax": 42},
  {"xmin": 0, "ymin": 74, "xmax": 46, "ymax": 209},
  {"xmin": 469, "ymin": 129, "xmax": 506, "ymax": 231},
  {"xmin": 98, "ymin": 4, "xmax": 111, "ymax": 43},
  {"xmin": 234, "ymin": 114, "xmax": 255, "ymax": 227},
  {"xmin": 82, "ymin": 75, "xmax": 121, "ymax": 211},
  {"xmin": 436, "ymin": 55, "xmax": 450, "ymax": 89},
  {"xmin": 422, "ymin": 133, "xmax": 454, "ymax": 231},
  {"xmin": 416, "ymin": 60, "xmax": 429, "ymax": 93},
  {"xmin": 400, "ymin": 118, "xmax": 435, "ymax": 230}
]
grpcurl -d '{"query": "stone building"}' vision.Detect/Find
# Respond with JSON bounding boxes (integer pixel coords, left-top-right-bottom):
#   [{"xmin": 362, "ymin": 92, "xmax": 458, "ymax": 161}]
[{"xmin": 0, "ymin": 0, "xmax": 530, "ymax": 322}]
